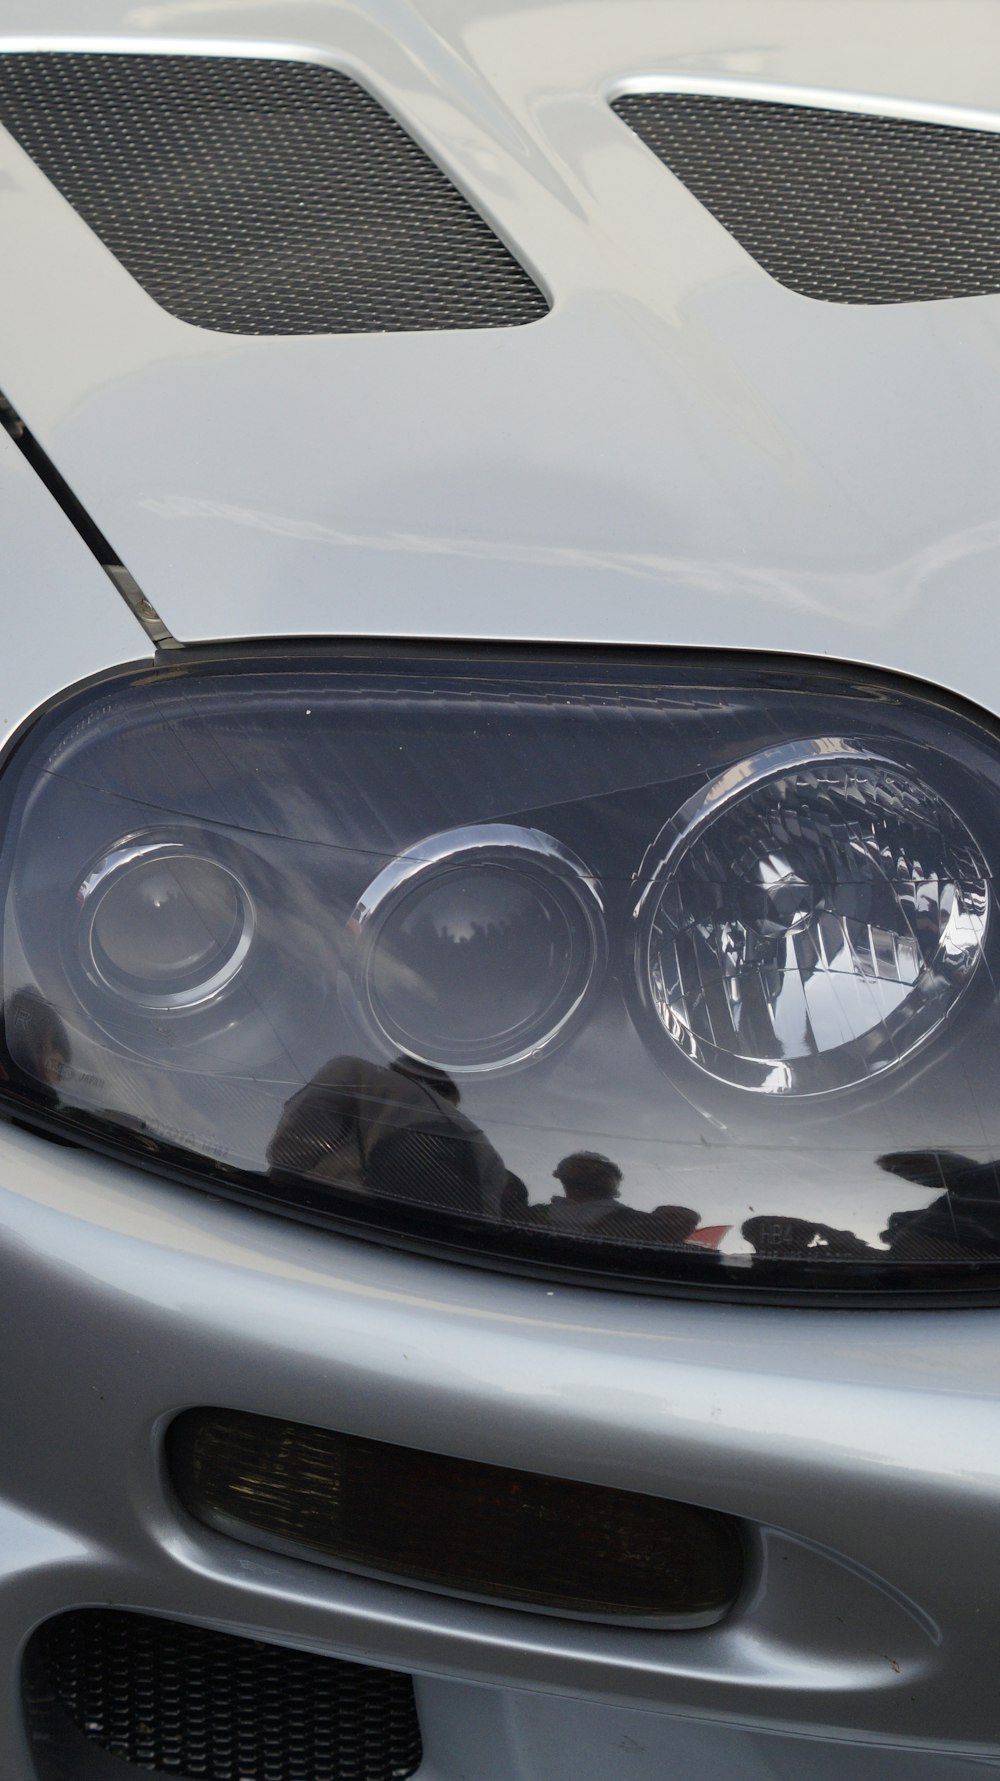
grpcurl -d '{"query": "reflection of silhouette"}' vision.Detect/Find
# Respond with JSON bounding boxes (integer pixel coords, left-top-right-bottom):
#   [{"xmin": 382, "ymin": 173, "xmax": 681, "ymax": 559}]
[
  {"xmin": 499, "ymin": 1171, "xmax": 530, "ymax": 1221},
  {"xmin": 545, "ymin": 1151, "xmax": 624, "ymax": 1230},
  {"xmin": 877, "ymin": 1151, "xmax": 1000, "ymax": 1260},
  {"xmin": 534, "ymin": 1151, "xmax": 702, "ymax": 1248},
  {"xmin": 267, "ymin": 1054, "xmax": 513, "ymax": 1216},
  {"xmin": 742, "ymin": 1215, "xmax": 875, "ymax": 1261},
  {"xmin": 649, "ymin": 1204, "xmax": 703, "ymax": 1245},
  {"xmin": 0, "ymin": 989, "xmax": 69, "ymax": 1109},
  {"xmin": 0, "ymin": 989, "xmax": 83, "ymax": 1150},
  {"xmin": 388, "ymin": 908, "xmax": 555, "ymax": 1028},
  {"xmin": 741, "ymin": 1149, "xmax": 1000, "ymax": 1268}
]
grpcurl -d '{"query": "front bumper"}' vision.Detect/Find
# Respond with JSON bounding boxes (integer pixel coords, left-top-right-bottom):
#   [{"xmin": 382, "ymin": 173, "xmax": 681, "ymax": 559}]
[{"xmin": 3, "ymin": 1118, "xmax": 1000, "ymax": 1779}]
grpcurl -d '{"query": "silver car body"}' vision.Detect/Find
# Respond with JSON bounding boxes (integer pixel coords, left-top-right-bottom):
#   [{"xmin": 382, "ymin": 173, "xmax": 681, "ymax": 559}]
[{"xmin": 1, "ymin": 1, "xmax": 1000, "ymax": 1776}]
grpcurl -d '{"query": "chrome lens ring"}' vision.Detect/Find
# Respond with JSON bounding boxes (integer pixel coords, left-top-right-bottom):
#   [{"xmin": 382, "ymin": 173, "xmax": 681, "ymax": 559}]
[
  {"xmin": 76, "ymin": 837, "xmax": 256, "ymax": 1011},
  {"xmin": 351, "ymin": 825, "xmax": 606, "ymax": 1073},
  {"xmin": 632, "ymin": 740, "xmax": 990, "ymax": 1096}
]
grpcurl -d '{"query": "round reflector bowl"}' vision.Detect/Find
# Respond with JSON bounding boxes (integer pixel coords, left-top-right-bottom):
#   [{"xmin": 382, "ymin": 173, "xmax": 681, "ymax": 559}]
[
  {"xmin": 633, "ymin": 742, "xmax": 989, "ymax": 1095},
  {"xmin": 352, "ymin": 825, "xmax": 606, "ymax": 1072}
]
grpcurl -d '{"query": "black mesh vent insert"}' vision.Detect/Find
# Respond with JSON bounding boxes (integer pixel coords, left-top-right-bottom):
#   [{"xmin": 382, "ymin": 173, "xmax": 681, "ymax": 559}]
[
  {"xmin": 612, "ymin": 93, "xmax": 1000, "ymax": 303},
  {"xmin": 26, "ymin": 1608, "xmax": 423, "ymax": 1781},
  {"xmin": 0, "ymin": 51, "xmax": 548, "ymax": 334}
]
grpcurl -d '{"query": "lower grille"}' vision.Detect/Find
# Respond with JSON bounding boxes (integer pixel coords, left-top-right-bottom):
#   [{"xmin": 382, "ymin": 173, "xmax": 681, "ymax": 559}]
[{"xmin": 25, "ymin": 1608, "xmax": 423, "ymax": 1781}]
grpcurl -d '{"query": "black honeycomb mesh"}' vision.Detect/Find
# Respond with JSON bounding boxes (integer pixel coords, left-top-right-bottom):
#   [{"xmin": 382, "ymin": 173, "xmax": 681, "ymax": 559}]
[
  {"xmin": 26, "ymin": 1608, "xmax": 423, "ymax": 1781},
  {"xmin": 612, "ymin": 93, "xmax": 1000, "ymax": 303},
  {"xmin": 0, "ymin": 51, "xmax": 547, "ymax": 334}
]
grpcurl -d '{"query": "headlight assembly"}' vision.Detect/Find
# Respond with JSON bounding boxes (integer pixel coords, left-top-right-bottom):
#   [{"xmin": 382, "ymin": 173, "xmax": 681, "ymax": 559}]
[{"xmin": 4, "ymin": 649, "xmax": 1000, "ymax": 1303}]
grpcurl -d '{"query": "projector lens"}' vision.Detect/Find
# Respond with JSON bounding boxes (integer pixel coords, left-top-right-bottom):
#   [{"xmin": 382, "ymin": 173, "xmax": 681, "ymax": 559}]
[
  {"xmin": 353, "ymin": 826, "xmax": 605, "ymax": 1071},
  {"xmin": 635, "ymin": 745, "xmax": 989, "ymax": 1095},
  {"xmin": 80, "ymin": 841, "xmax": 255, "ymax": 1009}
]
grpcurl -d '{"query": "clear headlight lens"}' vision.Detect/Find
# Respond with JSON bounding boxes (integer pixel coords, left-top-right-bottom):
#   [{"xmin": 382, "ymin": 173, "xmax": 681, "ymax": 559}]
[
  {"xmin": 3, "ymin": 651, "xmax": 1000, "ymax": 1301},
  {"xmin": 635, "ymin": 745, "xmax": 989, "ymax": 1095}
]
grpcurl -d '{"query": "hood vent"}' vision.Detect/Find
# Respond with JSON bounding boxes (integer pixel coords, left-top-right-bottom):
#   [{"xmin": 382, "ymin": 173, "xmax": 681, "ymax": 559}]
[
  {"xmin": 612, "ymin": 93, "xmax": 1000, "ymax": 304},
  {"xmin": 0, "ymin": 51, "xmax": 548, "ymax": 334}
]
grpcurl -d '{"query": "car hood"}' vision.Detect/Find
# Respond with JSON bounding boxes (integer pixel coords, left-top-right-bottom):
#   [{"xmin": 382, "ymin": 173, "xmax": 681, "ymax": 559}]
[{"xmin": 1, "ymin": 0, "xmax": 1000, "ymax": 714}]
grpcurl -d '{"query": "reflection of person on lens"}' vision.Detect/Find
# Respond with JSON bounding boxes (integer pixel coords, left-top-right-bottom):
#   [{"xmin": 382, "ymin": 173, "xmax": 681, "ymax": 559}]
[
  {"xmin": 877, "ymin": 1150, "xmax": 1000, "ymax": 1259},
  {"xmin": 543, "ymin": 1151, "xmax": 624, "ymax": 1230},
  {"xmin": 0, "ymin": 988, "xmax": 70, "ymax": 1109},
  {"xmin": 538, "ymin": 1151, "xmax": 643, "ymax": 1240},
  {"xmin": 538, "ymin": 1152, "xmax": 702, "ymax": 1247},
  {"xmin": 267, "ymin": 1053, "xmax": 511, "ymax": 1216}
]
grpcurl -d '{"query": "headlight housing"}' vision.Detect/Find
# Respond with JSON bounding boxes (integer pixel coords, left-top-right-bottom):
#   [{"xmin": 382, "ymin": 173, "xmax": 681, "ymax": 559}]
[{"xmin": 3, "ymin": 648, "xmax": 1000, "ymax": 1303}]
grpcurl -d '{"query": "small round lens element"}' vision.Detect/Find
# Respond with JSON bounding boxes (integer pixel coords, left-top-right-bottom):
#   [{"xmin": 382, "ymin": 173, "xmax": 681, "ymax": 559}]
[
  {"xmin": 79, "ymin": 841, "xmax": 255, "ymax": 1009},
  {"xmin": 353, "ymin": 827, "xmax": 605, "ymax": 1072},
  {"xmin": 634, "ymin": 743, "xmax": 989, "ymax": 1095}
]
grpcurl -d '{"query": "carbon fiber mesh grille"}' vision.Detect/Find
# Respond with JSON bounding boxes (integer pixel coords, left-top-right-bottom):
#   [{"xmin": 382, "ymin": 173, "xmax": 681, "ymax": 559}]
[
  {"xmin": 0, "ymin": 51, "xmax": 547, "ymax": 333},
  {"xmin": 27, "ymin": 1608, "xmax": 423, "ymax": 1781},
  {"xmin": 612, "ymin": 93, "xmax": 1000, "ymax": 303}
]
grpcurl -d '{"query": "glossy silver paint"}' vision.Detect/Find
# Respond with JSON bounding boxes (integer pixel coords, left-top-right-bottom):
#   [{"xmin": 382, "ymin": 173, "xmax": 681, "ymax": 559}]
[
  {"xmin": 2, "ymin": 1120, "xmax": 1000, "ymax": 1775},
  {"xmin": 0, "ymin": 3, "xmax": 998, "ymax": 715},
  {"xmin": 2, "ymin": 3, "xmax": 1000, "ymax": 1777}
]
